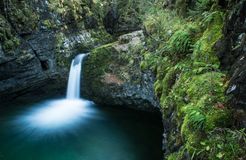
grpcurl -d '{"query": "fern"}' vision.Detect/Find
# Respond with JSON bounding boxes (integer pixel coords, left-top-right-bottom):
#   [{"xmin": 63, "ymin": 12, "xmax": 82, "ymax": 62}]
[
  {"xmin": 166, "ymin": 30, "xmax": 192, "ymax": 56},
  {"xmin": 186, "ymin": 107, "xmax": 206, "ymax": 130},
  {"xmin": 188, "ymin": 0, "xmax": 217, "ymax": 17},
  {"xmin": 201, "ymin": 11, "xmax": 224, "ymax": 28}
]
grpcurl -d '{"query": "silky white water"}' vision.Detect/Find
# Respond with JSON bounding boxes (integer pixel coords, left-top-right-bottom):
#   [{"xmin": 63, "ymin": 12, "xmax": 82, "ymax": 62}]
[
  {"xmin": 66, "ymin": 54, "xmax": 87, "ymax": 99},
  {"xmin": 14, "ymin": 54, "xmax": 94, "ymax": 133},
  {"xmin": 1, "ymin": 54, "xmax": 163, "ymax": 160}
]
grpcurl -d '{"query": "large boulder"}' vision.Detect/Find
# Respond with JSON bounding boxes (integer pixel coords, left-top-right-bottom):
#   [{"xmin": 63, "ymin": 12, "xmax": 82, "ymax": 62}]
[{"xmin": 82, "ymin": 30, "xmax": 159, "ymax": 111}]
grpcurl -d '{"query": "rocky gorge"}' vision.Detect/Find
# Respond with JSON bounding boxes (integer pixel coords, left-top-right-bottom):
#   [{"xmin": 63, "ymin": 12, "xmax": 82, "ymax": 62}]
[{"xmin": 0, "ymin": 0, "xmax": 246, "ymax": 160}]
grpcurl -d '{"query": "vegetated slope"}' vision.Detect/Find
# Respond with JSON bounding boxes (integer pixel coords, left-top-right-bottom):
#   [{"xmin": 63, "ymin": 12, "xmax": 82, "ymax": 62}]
[{"xmin": 139, "ymin": 0, "xmax": 246, "ymax": 159}]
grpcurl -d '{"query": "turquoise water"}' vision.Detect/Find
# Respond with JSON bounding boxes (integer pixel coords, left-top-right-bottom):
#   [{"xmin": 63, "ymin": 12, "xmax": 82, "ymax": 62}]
[{"xmin": 0, "ymin": 99, "xmax": 163, "ymax": 160}]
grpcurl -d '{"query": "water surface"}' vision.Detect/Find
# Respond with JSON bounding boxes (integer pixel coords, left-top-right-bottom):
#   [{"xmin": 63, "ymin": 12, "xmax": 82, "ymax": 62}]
[{"xmin": 0, "ymin": 99, "xmax": 163, "ymax": 160}]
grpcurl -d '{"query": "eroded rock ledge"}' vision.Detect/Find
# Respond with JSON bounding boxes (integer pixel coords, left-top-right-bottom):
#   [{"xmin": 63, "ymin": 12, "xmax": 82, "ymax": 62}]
[{"xmin": 82, "ymin": 30, "xmax": 160, "ymax": 111}]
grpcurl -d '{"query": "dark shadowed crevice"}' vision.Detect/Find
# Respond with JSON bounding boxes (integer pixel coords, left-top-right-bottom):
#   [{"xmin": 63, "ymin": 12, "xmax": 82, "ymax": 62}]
[{"xmin": 40, "ymin": 60, "xmax": 49, "ymax": 71}]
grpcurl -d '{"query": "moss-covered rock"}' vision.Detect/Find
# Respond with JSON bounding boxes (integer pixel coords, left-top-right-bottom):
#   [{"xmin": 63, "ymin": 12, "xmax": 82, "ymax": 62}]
[
  {"xmin": 192, "ymin": 11, "xmax": 224, "ymax": 66},
  {"xmin": 140, "ymin": 2, "xmax": 246, "ymax": 159},
  {"xmin": 55, "ymin": 29, "xmax": 113, "ymax": 68},
  {"xmin": 5, "ymin": 0, "xmax": 39, "ymax": 34},
  {"xmin": 0, "ymin": 0, "xmax": 112, "ymax": 102},
  {"xmin": 82, "ymin": 30, "xmax": 159, "ymax": 111},
  {"xmin": 0, "ymin": 15, "xmax": 20, "ymax": 53}
]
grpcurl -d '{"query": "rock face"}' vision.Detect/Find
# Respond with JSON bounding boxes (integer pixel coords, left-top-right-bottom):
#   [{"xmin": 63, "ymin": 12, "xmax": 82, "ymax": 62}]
[
  {"xmin": 0, "ymin": 2, "xmax": 63, "ymax": 102},
  {"xmin": 103, "ymin": 1, "xmax": 142, "ymax": 35},
  {"xmin": 216, "ymin": 0, "xmax": 246, "ymax": 127},
  {"xmin": 0, "ymin": 1, "xmax": 112, "ymax": 102},
  {"xmin": 82, "ymin": 30, "xmax": 159, "ymax": 111},
  {"xmin": 0, "ymin": 38, "xmax": 64, "ymax": 102},
  {"xmin": 0, "ymin": 0, "xmax": 146, "ymax": 102}
]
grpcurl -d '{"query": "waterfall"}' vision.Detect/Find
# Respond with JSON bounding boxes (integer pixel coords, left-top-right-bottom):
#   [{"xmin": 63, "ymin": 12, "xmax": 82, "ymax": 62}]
[
  {"xmin": 16, "ymin": 53, "xmax": 94, "ymax": 132},
  {"xmin": 66, "ymin": 54, "xmax": 87, "ymax": 99}
]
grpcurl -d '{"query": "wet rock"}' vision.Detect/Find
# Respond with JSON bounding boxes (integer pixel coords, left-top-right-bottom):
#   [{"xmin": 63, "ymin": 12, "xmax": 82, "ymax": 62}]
[
  {"xmin": 82, "ymin": 30, "xmax": 159, "ymax": 111},
  {"xmin": 0, "ymin": 45, "xmax": 5, "ymax": 62},
  {"xmin": 0, "ymin": 37, "xmax": 64, "ymax": 102},
  {"xmin": 27, "ymin": 31, "xmax": 56, "ymax": 71},
  {"xmin": 0, "ymin": 1, "xmax": 113, "ymax": 103},
  {"xmin": 216, "ymin": 0, "xmax": 246, "ymax": 127}
]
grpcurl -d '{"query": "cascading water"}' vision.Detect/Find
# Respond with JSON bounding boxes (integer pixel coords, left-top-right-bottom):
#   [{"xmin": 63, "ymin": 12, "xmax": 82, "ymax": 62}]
[
  {"xmin": 1, "ymin": 55, "xmax": 163, "ymax": 160},
  {"xmin": 14, "ymin": 54, "xmax": 94, "ymax": 133},
  {"xmin": 66, "ymin": 54, "xmax": 87, "ymax": 99}
]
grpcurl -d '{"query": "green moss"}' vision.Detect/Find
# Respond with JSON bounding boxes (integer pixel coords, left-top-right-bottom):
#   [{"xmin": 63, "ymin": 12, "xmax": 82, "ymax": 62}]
[
  {"xmin": 43, "ymin": 19, "xmax": 57, "ymax": 29},
  {"xmin": 143, "ymin": 9, "xmax": 183, "ymax": 42},
  {"xmin": 201, "ymin": 129, "xmax": 246, "ymax": 160},
  {"xmin": 192, "ymin": 11, "xmax": 224, "ymax": 65},
  {"xmin": 88, "ymin": 42, "xmax": 135, "ymax": 74},
  {"xmin": 0, "ymin": 15, "xmax": 20, "ymax": 53},
  {"xmin": 85, "ymin": 42, "xmax": 119, "ymax": 77},
  {"xmin": 156, "ymin": 57, "xmax": 173, "ymax": 79},
  {"xmin": 187, "ymin": 72, "xmax": 226, "ymax": 103},
  {"xmin": 81, "ymin": 43, "xmax": 119, "ymax": 94},
  {"xmin": 160, "ymin": 67, "xmax": 177, "ymax": 97},
  {"xmin": 7, "ymin": 1, "xmax": 39, "ymax": 33},
  {"xmin": 48, "ymin": 0, "xmax": 84, "ymax": 21},
  {"xmin": 140, "ymin": 3, "xmax": 241, "ymax": 160},
  {"xmin": 166, "ymin": 30, "xmax": 192, "ymax": 56},
  {"xmin": 90, "ymin": 29, "xmax": 114, "ymax": 45},
  {"xmin": 194, "ymin": 0, "xmax": 217, "ymax": 12},
  {"xmin": 140, "ymin": 51, "xmax": 160, "ymax": 71},
  {"xmin": 154, "ymin": 62, "xmax": 176, "ymax": 97},
  {"xmin": 167, "ymin": 151, "xmax": 183, "ymax": 160},
  {"xmin": 47, "ymin": 0, "xmax": 106, "ymax": 28},
  {"xmin": 205, "ymin": 108, "xmax": 231, "ymax": 131}
]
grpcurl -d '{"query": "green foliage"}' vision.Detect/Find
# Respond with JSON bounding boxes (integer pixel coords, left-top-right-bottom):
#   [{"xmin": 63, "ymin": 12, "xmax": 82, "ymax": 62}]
[
  {"xmin": 166, "ymin": 30, "xmax": 192, "ymax": 56},
  {"xmin": 167, "ymin": 151, "xmax": 184, "ymax": 160},
  {"xmin": 205, "ymin": 108, "xmax": 231, "ymax": 131},
  {"xmin": 194, "ymin": 0, "xmax": 217, "ymax": 12},
  {"xmin": 5, "ymin": 0, "xmax": 39, "ymax": 33},
  {"xmin": 47, "ymin": 0, "xmax": 106, "ymax": 28},
  {"xmin": 88, "ymin": 43, "xmax": 118, "ymax": 76},
  {"xmin": 143, "ymin": 9, "xmax": 183, "ymax": 42},
  {"xmin": 200, "ymin": 129, "xmax": 246, "ymax": 160},
  {"xmin": 159, "ymin": 67, "xmax": 177, "ymax": 97},
  {"xmin": 187, "ymin": 72, "xmax": 226, "ymax": 103},
  {"xmin": 192, "ymin": 61, "xmax": 220, "ymax": 74},
  {"xmin": 90, "ymin": 29, "xmax": 113, "ymax": 45},
  {"xmin": 175, "ymin": 0, "xmax": 189, "ymax": 16},
  {"xmin": 116, "ymin": 0, "xmax": 144, "ymax": 30},
  {"xmin": 188, "ymin": 0, "xmax": 218, "ymax": 16},
  {"xmin": 140, "ymin": 51, "xmax": 160, "ymax": 71},
  {"xmin": 43, "ymin": 19, "xmax": 57, "ymax": 29},
  {"xmin": 176, "ymin": 0, "xmax": 219, "ymax": 17},
  {"xmin": 139, "ymin": 2, "xmax": 242, "ymax": 160},
  {"xmin": 0, "ymin": 15, "xmax": 20, "ymax": 52},
  {"xmin": 186, "ymin": 107, "xmax": 206, "ymax": 130},
  {"xmin": 48, "ymin": 0, "xmax": 84, "ymax": 21},
  {"xmin": 192, "ymin": 11, "xmax": 224, "ymax": 65},
  {"xmin": 201, "ymin": 11, "xmax": 223, "ymax": 28}
]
